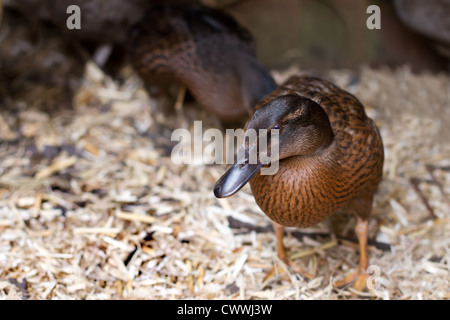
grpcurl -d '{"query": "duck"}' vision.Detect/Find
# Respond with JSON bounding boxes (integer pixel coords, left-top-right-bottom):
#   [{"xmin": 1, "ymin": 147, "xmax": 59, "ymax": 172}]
[
  {"xmin": 393, "ymin": 0, "xmax": 450, "ymax": 59},
  {"xmin": 214, "ymin": 75, "xmax": 384, "ymax": 291},
  {"xmin": 127, "ymin": 3, "xmax": 277, "ymax": 126}
]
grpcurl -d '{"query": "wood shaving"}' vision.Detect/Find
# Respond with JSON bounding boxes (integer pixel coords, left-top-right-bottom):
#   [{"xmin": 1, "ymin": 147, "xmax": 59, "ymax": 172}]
[{"xmin": 0, "ymin": 18, "xmax": 449, "ymax": 300}]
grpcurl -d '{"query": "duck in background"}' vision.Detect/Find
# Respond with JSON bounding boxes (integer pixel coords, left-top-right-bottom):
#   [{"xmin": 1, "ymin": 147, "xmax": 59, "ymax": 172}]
[
  {"xmin": 214, "ymin": 76, "xmax": 384, "ymax": 291},
  {"xmin": 3, "ymin": 0, "xmax": 202, "ymax": 67},
  {"xmin": 127, "ymin": 3, "xmax": 276, "ymax": 126},
  {"xmin": 393, "ymin": 0, "xmax": 450, "ymax": 59}
]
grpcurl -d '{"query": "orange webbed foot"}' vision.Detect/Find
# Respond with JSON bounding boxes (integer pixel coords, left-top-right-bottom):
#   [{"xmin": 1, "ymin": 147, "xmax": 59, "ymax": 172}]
[
  {"xmin": 335, "ymin": 218, "xmax": 371, "ymax": 294},
  {"xmin": 334, "ymin": 269, "xmax": 369, "ymax": 292},
  {"xmin": 272, "ymin": 222, "xmax": 314, "ymax": 279}
]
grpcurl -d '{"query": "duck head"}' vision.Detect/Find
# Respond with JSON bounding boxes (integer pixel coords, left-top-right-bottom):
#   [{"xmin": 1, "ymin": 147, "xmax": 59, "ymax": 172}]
[{"xmin": 214, "ymin": 94, "xmax": 334, "ymax": 198}]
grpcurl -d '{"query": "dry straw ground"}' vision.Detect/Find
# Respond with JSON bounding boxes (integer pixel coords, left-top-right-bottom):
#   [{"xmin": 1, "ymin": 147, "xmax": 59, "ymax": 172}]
[{"xmin": 0, "ymin": 17, "xmax": 449, "ymax": 300}]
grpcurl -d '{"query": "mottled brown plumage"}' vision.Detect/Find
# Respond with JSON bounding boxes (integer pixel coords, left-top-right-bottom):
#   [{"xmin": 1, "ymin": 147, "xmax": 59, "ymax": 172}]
[
  {"xmin": 128, "ymin": 3, "xmax": 276, "ymax": 124},
  {"xmin": 214, "ymin": 76, "xmax": 384, "ymax": 290}
]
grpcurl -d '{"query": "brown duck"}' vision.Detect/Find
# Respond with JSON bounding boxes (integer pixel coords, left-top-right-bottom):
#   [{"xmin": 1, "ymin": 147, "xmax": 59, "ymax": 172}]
[
  {"xmin": 214, "ymin": 76, "xmax": 384, "ymax": 291},
  {"xmin": 127, "ymin": 3, "xmax": 276, "ymax": 125}
]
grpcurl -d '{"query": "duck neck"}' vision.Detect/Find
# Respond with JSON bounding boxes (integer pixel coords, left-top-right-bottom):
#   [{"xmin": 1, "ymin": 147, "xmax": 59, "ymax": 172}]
[
  {"xmin": 250, "ymin": 139, "xmax": 341, "ymax": 228},
  {"xmin": 314, "ymin": 123, "xmax": 334, "ymax": 155},
  {"xmin": 296, "ymin": 118, "xmax": 334, "ymax": 158}
]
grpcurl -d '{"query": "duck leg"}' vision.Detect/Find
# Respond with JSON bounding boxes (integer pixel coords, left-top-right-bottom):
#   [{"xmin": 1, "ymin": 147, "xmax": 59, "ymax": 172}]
[
  {"xmin": 174, "ymin": 86, "xmax": 186, "ymax": 113},
  {"xmin": 335, "ymin": 217, "xmax": 369, "ymax": 291},
  {"xmin": 174, "ymin": 86, "xmax": 188, "ymax": 128},
  {"xmin": 273, "ymin": 222, "xmax": 314, "ymax": 279}
]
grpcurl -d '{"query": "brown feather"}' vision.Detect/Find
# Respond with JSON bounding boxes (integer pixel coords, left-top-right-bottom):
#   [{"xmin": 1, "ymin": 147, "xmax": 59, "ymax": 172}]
[
  {"xmin": 128, "ymin": 3, "xmax": 276, "ymax": 124},
  {"xmin": 249, "ymin": 76, "xmax": 384, "ymax": 227}
]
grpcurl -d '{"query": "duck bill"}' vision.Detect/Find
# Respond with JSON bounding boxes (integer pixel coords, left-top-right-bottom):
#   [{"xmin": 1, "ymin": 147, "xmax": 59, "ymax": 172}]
[
  {"xmin": 213, "ymin": 161, "xmax": 264, "ymax": 198},
  {"xmin": 214, "ymin": 127, "xmax": 279, "ymax": 198}
]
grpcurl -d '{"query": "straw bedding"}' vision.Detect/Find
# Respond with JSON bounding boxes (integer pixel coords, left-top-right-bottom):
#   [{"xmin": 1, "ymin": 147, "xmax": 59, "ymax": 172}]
[{"xmin": 0, "ymin": 17, "xmax": 449, "ymax": 300}]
